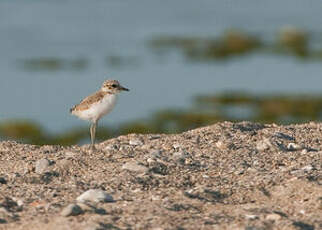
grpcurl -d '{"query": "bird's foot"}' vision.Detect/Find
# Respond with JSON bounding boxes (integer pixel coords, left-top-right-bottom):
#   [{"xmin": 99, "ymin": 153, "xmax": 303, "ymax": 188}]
[{"xmin": 89, "ymin": 145, "xmax": 97, "ymax": 153}]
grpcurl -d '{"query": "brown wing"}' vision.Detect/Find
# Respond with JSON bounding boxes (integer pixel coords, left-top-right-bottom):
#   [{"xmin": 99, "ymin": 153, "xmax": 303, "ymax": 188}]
[{"xmin": 70, "ymin": 91, "xmax": 105, "ymax": 112}]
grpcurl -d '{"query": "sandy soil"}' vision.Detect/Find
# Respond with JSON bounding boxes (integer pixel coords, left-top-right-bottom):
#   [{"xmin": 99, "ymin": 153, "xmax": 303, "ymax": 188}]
[{"xmin": 0, "ymin": 121, "xmax": 321, "ymax": 230}]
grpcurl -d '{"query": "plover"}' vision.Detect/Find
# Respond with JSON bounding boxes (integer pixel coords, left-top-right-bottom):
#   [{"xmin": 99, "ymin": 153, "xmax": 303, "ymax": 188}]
[{"xmin": 70, "ymin": 80, "xmax": 129, "ymax": 150}]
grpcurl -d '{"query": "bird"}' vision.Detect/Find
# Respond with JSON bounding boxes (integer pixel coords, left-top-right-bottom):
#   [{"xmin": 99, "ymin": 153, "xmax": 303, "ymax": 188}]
[{"xmin": 70, "ymin": 79, "xmax": 129, "ymax": 150}]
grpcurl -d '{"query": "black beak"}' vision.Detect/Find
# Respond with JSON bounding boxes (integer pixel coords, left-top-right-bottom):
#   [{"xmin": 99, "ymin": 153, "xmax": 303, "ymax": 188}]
[{"xmin": 119, "ymin": 86, "xmax": 129, "ymax": 91}]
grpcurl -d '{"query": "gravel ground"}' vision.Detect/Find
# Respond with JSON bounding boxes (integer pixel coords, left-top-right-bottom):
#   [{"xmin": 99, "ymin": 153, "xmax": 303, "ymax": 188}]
[{"xmin": 0, "ymin": 121, "xmax": 321, "ymax": 230}]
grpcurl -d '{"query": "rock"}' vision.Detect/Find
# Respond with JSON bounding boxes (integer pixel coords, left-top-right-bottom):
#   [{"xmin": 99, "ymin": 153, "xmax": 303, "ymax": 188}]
[
  {"xmin": 12, "ymin": 197, "xmax": 23, "ymax": 207},
  {"xmin": 104, "ymin": 144, "xmax": 118, "ymax": 151},
  {"xmin": 266, "ymin": 213, "xmax": 281, "ymax": 221},
  {"xmin": 215, "ymin": 140, "xmax": 225, "ymax": 149},
  {"xmin": 122, "ymin": 162, "xmax": 148, "ymax": 173},
  {"xmin": 173, "ymin": 151, "xmax": 189, "ymax": 164},
  {"xmin": 65, "ymin": 151, "xmax": 77, "ymax": 158},
  {"xmin": 85, "ymin": 225, "xmax": 99, "ymax": 230},
  {"xmin": 35, "ymin": 158, "xmax": 50, "ymax": 174},
  {"xmin": 61, "ymin": 204, "xmax": 83, "ymax": 217},
  {"xmin": 256, "ymin": 138, "xmax": 272, "ymax": 151},
  {"xmin": 173, "ymin": 151, "xmax": 186, "ymax": 158},
  {"xmin": 76, "ymin": 202, "xmax": 94, "ymax": 212},
  {"xmin": 245, "ymin": 214, "xmax": 259, "ymax": 220},
  {"xmin": 146, "ymin": 158, "xmax": 156, "ymax": 164},
  {"xmin": 172, "ymin": 143, "xmax": 182, "ymax": 149},
  {"xmin": 287, "ymin": 143, "xmax": 302, "ymax": 151},
  {"xmin": 0, "ymin": 177, "xmax": 7, "ymax": 184},
  {"xmin": 148, "ymin": 135, "xmax": 161, "ymax": 140},
  {"xmin": 129, "ymin": 139, "xmax": 143, "ymax": 146},
  {"xmin": 76, "ymin": 189, "xmax": 114, "ymax": 203},
  {"xmin": 150, "ymin": 150, "xmax": 162, "ymax": 158},
  {"xmin": 301, "ymin": 165, "xmax": 313, "ymax": 172},
  {"xmin": 301, "ymin": 149, "xmax": 308, "ymax": 154}
]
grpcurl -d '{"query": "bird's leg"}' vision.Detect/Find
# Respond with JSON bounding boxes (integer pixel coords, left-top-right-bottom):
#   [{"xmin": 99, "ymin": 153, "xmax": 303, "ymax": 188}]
[{"xmin": 90, "ymin": 121, "xmax": 97, "ymax": 150}]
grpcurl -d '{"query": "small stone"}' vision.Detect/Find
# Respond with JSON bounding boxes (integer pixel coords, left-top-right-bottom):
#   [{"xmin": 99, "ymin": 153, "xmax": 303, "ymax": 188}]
[
  {"xmin": 287, "ymin": 143, "xmax": 302, "ymax": 151},
  {"xmin": 245, "ymin": 214, "xmax": 258, "ymax": 220},
  {"xmin": 0, "ymin": 177, "xmax": 7, "ymax": 184},
  {"xmin": 215, "ymin": 141, "xmax": 225, "ymax": 149},
  {"xmin": 256, "ymin": 138, "xmax": 272, "ymax": 151},
  {"xmin": 12, "ymin": 197, "xmax": 23, "ymax": 207},
  {"xmin": 301, "ymin": 165, "xmax": 313, "ymax": 172},
  {"xmin": 85, "ymin": 225, "xmax": 100, "ymax": 230},
  {"xmin": 122, "ymin": 162, "xmax": 148, "ymax": 173},
  {"xmin": 301, "ymin": 149, "xmax": 308, "ymax": 154},
  {"xmin": 266, "ymin": 213, "xmax": 281, "ymax": 221},
  {"xmin": 150, "ymin": 150, "xmax": 162, "ymax": 158},
  {"xmin": 151, "ymin": 195, "xmax": 160, "ymax": 201},
  {"xmin": 61, "ymin": 204, "xmax": 83, "ymax": 217},
  {"xmin": 173, "ymin": 143, "xmax": 181, "ymax": 149},
  {"xmin": 129, "ymin": 139, "xmax": 143, "ymax": 146},
  {"xmin": 65, "ymin": 151, "xmax": 77, "ymax": 158},
  {"xmin": 173, "ymin": 151, "xmax": 188, "ymax": 159},
  {"xmin": 0, "ymin": 207, "xmax": 10, "ymax": 215},
  {"xmin": 147, "ymin": 158, "xmax": 156, "ymax": 164},
  {"xmin": 76, "ymin": 189, "xmax": 114, "ymax": 203},
  {"xmin": 104, "ymin": 144, "xmax": 118, "ymax": 151},
  {"xmin": 35, "ymin": 159, "xmax": 50, "ymax": 174},
  {"xmin": 149, "ymin": 135, "xmax": 161, "ymax": 140},
  {"xmin": 76, "ymin": 202, "xmax": 94, "ymax": 212}
]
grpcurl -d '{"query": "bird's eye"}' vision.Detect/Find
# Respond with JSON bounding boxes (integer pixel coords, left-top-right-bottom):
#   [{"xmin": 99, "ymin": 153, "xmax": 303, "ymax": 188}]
[{"xmin": 111, "ymin": 84, "xmax": 117, "ymax": 88}]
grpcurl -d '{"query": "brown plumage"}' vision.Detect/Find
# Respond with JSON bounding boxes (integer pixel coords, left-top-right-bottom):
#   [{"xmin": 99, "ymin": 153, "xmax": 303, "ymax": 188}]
[{"xmin": 70, "ymin": 91, "xmax": 111, "ymax": 113}]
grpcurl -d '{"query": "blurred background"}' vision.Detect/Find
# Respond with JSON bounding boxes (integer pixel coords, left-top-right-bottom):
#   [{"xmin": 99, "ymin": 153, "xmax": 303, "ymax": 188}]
[{"xmin": 0, "ymin": 0, "xmax": 322, "ymax": 145}]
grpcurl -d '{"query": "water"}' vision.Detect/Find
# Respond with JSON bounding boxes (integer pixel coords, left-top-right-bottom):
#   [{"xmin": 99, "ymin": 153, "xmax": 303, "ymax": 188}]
[{"xmin": 0, "ymin": 0, "xmax": 321, "ymax": 133}]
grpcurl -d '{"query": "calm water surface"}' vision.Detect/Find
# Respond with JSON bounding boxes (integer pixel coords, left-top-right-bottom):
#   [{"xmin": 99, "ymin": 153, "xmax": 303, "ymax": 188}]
[{"xmin": 0, "ymin": 0, "xmax": 321, "ymax": 132}]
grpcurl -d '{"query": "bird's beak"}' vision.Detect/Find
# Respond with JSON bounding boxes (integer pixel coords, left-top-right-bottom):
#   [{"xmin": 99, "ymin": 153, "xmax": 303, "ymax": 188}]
[{"xmin": 119, "ymin": 86, "xmax": 129, "ymax": 91}]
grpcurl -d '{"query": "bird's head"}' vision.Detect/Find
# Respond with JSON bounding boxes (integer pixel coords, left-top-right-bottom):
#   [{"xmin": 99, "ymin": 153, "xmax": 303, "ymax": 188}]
[{"xmin": 101, "ymin": 79, "xmax": 129, "ymax": 94}]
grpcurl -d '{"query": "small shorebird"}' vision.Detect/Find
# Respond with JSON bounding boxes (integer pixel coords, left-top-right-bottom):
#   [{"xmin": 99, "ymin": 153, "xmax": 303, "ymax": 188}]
[{"xmin": 70, "ymin": 80, "xmax": 129, "ymax": 150}]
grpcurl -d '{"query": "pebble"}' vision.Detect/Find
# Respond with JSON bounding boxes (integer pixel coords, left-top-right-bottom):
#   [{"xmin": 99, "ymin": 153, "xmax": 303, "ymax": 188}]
[
  {"xmin": 287, "ymin": 143, "xmax": 302, "ymax": 151},
  {"xmin": 256, "ymin": 138, "xmax": 272, "ymax": 151},
  {"xmin": 149, "ymin": 135, "xmax": 161, "ymax": 140},
  {"xmin": 301, "ymin": 165, "xmax": 313, "ymax": 172},
  {"xmin": 122, "ymin": 162, "xmax": 148, "ymax": 173},
  {"xmin": 35, "ymin": 158, "xmax": 50, "ymax": 174},
  {"xmin": 65, "ymin": 151, "xmax": 77, "ymax": 158},
  {"xmin": 172, "ymin": 143, "xmax": 182, "ymax": 149},
  {"xmin": 85, "ymin": 225, "xmax": 100, "ymax": 230},
  {"xmin": 0, "ymin": 177, "xmax": 7, "ymax": 184},
  {"xmin": 129, "ymin": 139, "xmax": 143, "ymax": 146},
  {"xmin": 215, "ymin": 141, "xmax": 225, "ymax": 149},
  {"xmin": 61, "ymin": 204, "xmax": 83, "ymax": 217},
  {"xmin": 245, "ymin": 214, "xmax": 258, "ymax": 220},
  {"xmin": 0, "ymin": 207, "xmax": 9, "ymax": 215},
  {"xmin": 76, "ymin": 189, "xmax": 114, "ymax": 203},
  {"xmin": 150, "ymin": 150, "xmax": 162, "ymax": 158},
  {"xmin": 104, "ymin": 144, "xmax": 118, "ymax": 151},
  {"xmin": 301, "ymin": 149, "xmax": 308, "ymax": 154},
  {"xmin": 173, "ymin": 151, "xmax": 188, "ymax": 160},
  {"xmin": 147, "ymin": 158, "xmax": 156, "ymax": 164},
  {"xmin": 266, "ymin": 213, "xmax": 281, "ymax": 221},
  {"xmin": 12, "ymin": 197, "xmax": 23, "ymax": 207},
  {"xmin": 76, "ymin": 202, "xmax": 94, "ymax": 212}
]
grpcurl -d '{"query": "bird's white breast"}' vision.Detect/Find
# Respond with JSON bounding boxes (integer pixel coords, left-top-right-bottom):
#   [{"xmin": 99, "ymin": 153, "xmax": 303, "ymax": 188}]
[{"xmin": 76, "ymin": 94, "xmax": 117, "ymax": 122}]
